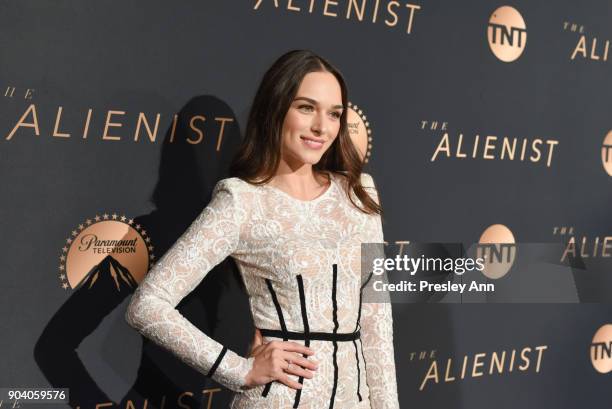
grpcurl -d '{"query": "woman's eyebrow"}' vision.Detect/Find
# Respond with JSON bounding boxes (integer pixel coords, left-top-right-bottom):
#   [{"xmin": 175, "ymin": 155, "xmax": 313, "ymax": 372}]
[{"xmin": 294, "ymin": 96, "xmax": 344, "ymax": 110}]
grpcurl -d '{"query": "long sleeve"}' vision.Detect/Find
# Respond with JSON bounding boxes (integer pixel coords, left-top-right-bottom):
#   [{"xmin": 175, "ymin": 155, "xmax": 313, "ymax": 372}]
[
  {"xmin": 360, "ymin": 173, "xmax": 400, "ymax": 409},
  {"xmin": 124, "ymin": 179, "xmax": 253, "ymax": 392}
]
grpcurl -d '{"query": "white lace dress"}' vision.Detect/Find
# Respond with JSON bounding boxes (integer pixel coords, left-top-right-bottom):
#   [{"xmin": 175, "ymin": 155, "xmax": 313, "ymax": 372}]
[{"xmin": 125, "ymin": 172, "xmax": 400, "ymax": 409}]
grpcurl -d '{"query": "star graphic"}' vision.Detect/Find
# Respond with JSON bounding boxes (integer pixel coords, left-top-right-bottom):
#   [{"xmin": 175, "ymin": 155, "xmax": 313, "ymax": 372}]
[
  {"xmin": 59, "ymin": 274, "xmax": 66, "ymax": 280},
  {"xmin": 62, "ymin": 283, "xmax": 69, "ymax": 289},
  {"xmin": 135, "ymin": 224, "xmax": 141, "ymax": 230},
  {"xmin": 103, "ymin": 214, "xmax": 109, "ymax": 219},
  {"xmin": 94, "ymin": 215, "xmax": 101, "ymax": 221},
  {"xmin": 145, "ymin": 237, "xmax": 151, "ymax": 243},
  {"xmin": 60, "ymin": 255, "xmax": 65, "ymax": 261},
  {"xmin": 78, "ymin": 224, "xmax": 84, "ymax": 229},
  {"xmin": 71, "ymin": 230, "xmax": 78, "ymax": 237},
  {"xmin": 150, "ymin": 254, "xmax": 155, "ymax": 260},
  {"xmin": 62, "ymin": 246, "xmax": 68, "ymax": 252},
  {"xmin": 148, "ymin": 245, "xmax": 154, "ymax": 251},
  {"xmin": 120, "ymin": 215, "xmax": 126, "ymax": 222},
  {"xmin": 128, "ymin": 219, "xmax": 134, "ymax": 225},
  {"xmin": 141, "ymin": 230, "xmax": 147, "ymax": 236},
  {"xmin": 66, "ymin": 238, "xmax": 72, "ymax": 244},
  {"xmin": 59, "ymin": 265, "xmax": 65, "ymax": 271},
  {"xmin": 112, "ymin": 213, "xmax": 118, "ymax": 220},
  {"xmin": 86, "ymin": 219, "xmax": 92, "ymax": 225}
]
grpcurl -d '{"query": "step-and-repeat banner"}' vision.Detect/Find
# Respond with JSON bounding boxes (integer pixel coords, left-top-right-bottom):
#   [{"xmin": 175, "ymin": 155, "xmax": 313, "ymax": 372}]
[{"xmin": 1, "ymin": 1, "xmax": 611, "ymax": 408}]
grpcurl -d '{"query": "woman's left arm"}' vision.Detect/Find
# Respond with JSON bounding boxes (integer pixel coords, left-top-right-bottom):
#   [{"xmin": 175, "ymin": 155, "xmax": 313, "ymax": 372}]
[{"xmin": 359, "ymin": 173, "xmax": 400, "ymax": 409}]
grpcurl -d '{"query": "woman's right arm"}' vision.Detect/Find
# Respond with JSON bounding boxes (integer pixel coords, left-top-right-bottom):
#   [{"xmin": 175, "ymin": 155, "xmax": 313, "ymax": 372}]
[
  {"xmin": 125, "ymin": 179, "xmax": 252, "ymax": 392},
  {"xmin": 125, "ymin": 179, "xmax": 318, "ymax": 392}
]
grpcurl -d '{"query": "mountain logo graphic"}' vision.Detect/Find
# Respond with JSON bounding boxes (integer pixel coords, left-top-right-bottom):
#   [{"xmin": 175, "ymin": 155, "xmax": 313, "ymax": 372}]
[{"xmin": 58, "ymin": 213, "xmax": 154, "ymax": 290}]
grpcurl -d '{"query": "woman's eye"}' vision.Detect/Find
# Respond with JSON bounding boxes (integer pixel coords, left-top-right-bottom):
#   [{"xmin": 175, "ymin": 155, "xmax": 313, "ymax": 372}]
[
  {"xmin": 298, "ymin": 104, "xmax": 314, "ymax": 112},
  {"xmin": 331, "ymin": 111, "xmax": 342, "ymax": 119}
]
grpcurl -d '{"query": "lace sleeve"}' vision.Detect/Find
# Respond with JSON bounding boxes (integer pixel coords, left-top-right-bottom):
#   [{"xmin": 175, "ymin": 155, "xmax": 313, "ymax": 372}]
[
  {"xmin": 360, "ymin": 173, "xmax": 400, "ymax": 409},
  {"xmin": 125, "ymin": 179, "xmax": 253, "ymax": 392}
]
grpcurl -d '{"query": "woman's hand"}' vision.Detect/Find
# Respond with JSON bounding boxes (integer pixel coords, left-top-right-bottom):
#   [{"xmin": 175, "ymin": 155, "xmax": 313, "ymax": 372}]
[{"xmin": 244, "ymin": 329, "xmax": 318, "ymax": 390}]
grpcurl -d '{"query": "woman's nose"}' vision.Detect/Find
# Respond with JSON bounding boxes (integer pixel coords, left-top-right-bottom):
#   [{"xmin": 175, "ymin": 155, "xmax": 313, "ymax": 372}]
[{"xmin": 311, "ymin": 114, "xmax": 328, "ymax": 135}]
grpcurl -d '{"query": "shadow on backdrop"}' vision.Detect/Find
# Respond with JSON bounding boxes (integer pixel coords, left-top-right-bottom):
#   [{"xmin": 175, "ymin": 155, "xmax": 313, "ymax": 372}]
[{"xmin": 35, "ymin": 95, "xmax": 253, "ymax": 409}]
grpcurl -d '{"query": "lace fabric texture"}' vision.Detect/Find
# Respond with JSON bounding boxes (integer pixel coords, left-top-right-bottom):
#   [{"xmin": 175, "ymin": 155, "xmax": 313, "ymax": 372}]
[{"xmin": 125, "ymin": 172, "xmax": 400, "ymax": 409}]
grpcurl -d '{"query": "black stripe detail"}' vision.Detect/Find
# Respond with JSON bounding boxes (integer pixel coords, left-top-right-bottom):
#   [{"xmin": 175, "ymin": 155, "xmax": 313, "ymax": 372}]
[
  {"xmin": 332, "ymin": 265, "xmax": 339, "ymax": 332},
  {"xmin": 293, "ymin": 275, "xmax": 310, "ymax": 408},
  {"xmin": 353, "ymin": 340, "xmax": 362, "ymax": 401},
  {"xmin": 266, "ymin": 278, "xmax": 288, "ymax": 335},
  {"xmin": 259, "ymin": 329, "xmax": 359, "ymax": 342},
  {"xmin": 356, "ymin": 276, "xmax": 365, "ymax": 328},
  {"xmin": 297, "ymin": 275, "xmax": 310, "ymax": 337},
  {"xmin": 361, "ymin": 271, "xmax": 374, "ymax": 291},
  {"xmin": 359, "ymin": 338, "xmax": 368, "ymax": 391},
  {"xmin": 206, "ymin": 346, "xmax": 227, "ymax": 378},
  {"xmin": 262, "ymin": 278, "xmax": 288, "ymax": 398},
  {"xmin": 329, "ymin": 264, "xmax": 339, "ymax": 409},
  {"xmin": 354, "ymin": 276, "xmax": 365, "ymax": 402}
]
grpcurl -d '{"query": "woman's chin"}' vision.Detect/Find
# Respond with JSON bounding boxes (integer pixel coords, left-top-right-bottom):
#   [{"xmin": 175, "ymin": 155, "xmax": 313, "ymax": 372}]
[{"xmin": 292, "ymin": 153, "xmax": 325, "ymax": 166}]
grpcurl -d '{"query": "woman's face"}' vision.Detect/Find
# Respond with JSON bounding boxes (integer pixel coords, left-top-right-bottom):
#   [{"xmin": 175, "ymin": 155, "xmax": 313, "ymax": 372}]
[{"xmin": 280, "ymin": 71, "xmax": 343, "ymax": 168}]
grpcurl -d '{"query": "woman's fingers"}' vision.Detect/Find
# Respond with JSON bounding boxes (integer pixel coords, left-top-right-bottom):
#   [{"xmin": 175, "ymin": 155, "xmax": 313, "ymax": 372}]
[
  {"xmin": 284, "ymin": 351, "xmax": 318, "ymax": 371},
  {"xmin": 285, "ymin": 362, "xmax": 314, "ymax": 379},
  {"xmin": 269, "ymin": 340, "xmax": 315, "ymax": 356},
  {"xmin": 244, "ymin": 339, "xmax": 319, "ymax": 389},
  {"xmin": 277, "ymin": 373, "xmax": 304, "ymax": 390}
]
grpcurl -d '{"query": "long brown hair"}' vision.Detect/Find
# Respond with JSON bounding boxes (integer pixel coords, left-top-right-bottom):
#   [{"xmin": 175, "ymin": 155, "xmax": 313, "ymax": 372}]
[{"xmin": 230, "ymin": 50, "xmax": 381, "ymax": 215}]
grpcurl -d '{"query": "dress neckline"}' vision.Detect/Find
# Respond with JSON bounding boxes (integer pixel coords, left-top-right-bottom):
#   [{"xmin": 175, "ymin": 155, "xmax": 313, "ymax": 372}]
[{"xmin": 264, "ymin": 172, "xmax": 335, "ymax": 204}]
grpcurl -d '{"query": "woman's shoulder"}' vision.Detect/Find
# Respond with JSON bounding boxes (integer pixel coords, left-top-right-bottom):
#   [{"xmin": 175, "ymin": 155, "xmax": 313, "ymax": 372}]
[
  {"xmin": 212, "ymin": 176, "xmax": 261, "ymax": 200},
  {"xmin": 214, "ymin": 176, "xmax": 248, "ymax": 190},
  {"xmin": 332, "ymin": 171, "xmax": 376, "ymax": 189},
  {"xmin": 359, "ymin": 172, "xmax": 376, "ymax": 189}
]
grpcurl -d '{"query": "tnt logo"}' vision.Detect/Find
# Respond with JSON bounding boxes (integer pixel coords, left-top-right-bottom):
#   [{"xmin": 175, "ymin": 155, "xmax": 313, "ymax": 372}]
[
  {"xmin": 476, "ymin": 224, "xmax": 516, "ymax": 279},
  {"xmin": 591, "ymin": 324, "xmax": 612, "ymax": 374},
  {"xmin": 487, "ymin": 6, "xmax": 527, "ymax": 62},
  {"xmin": 602, "ymin": 130, "xmax": 612, "ymax": 176}
]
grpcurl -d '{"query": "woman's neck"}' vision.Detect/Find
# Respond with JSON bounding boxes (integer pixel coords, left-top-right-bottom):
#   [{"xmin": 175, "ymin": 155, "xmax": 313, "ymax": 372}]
[{"xmin": 270, "ymin": 161, "xmax": 330, "ymax": 201}]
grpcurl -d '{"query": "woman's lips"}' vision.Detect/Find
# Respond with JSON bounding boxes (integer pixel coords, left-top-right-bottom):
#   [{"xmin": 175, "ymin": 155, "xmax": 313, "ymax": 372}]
[{"xmin": 300, "ymin": 136, "xmax": 324, "ymax": 150}]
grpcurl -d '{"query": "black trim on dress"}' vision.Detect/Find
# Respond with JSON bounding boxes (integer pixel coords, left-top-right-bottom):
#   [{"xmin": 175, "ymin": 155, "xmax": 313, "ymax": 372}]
[
  {"xmin": 329, "ymin": 264, "xmax": 339, "ymax": 409},
  {"xmin": 293, "ymin": 274, "xmax": 310, "ymax": 408},
  {"xmin": 207, "ymin": 346, "xmax": 227, "ymax": 378},
  {"xmin": 259, "ymin": 329, "xmax": 359, "ymax": 342},
  {"xmin": 262, "ymin": 278, "xmax": 288, "ymax": 397}
]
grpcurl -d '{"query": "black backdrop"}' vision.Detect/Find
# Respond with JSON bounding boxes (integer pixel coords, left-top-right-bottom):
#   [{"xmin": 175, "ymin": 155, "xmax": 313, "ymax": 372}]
[{"xmin": 1, "ymin": 1, "xmax": 612, "ymax": 408}]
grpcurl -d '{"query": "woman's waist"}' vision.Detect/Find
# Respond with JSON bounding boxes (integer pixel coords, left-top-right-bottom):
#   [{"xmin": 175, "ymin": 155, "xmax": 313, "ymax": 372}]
[
  {"xmin": 258, "ymin": 327, "xmax": 360, "ymax": 342},
  {"xmin": 253, "ymin": 312, "xmax": 361, "ymax": 335}
]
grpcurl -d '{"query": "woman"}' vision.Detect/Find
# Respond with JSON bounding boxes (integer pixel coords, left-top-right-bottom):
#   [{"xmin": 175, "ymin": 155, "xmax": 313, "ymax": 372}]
[{"xmin": 125, "ymin": 50, "xmax": 400, "ymax": 408}]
